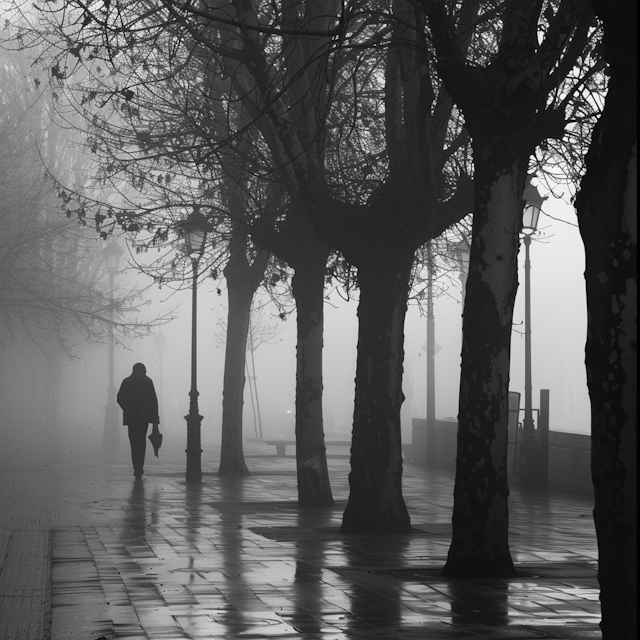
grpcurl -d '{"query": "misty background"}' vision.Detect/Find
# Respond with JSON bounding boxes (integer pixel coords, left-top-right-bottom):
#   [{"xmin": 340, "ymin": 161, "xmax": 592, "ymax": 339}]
[{"xmin": 0, "ymin": 189, "xmax": 588, "ymax": 465}]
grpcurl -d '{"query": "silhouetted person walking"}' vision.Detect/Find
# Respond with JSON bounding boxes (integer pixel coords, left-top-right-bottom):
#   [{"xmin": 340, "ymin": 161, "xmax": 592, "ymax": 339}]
[{"xmin": 117, "ymin": 363, "xmax": 160, "ymax": 480}]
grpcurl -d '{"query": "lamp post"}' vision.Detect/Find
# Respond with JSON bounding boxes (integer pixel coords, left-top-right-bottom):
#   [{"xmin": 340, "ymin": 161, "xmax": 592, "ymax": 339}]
[
  {"xmin": 519, "ymin": 179, "xmax": 545, "ymax": 487},
  {"xmin": 102, "ymin": 239, "xmax": 124, "ymax": 456},
  {"xmin": 178, "ymin": 209, "xmax": 211, "ymax": 483},
  {"xmin": 154, "ymin": 331, "xmax": 167, "ymax": 424},
  {"xmin": 425, "ymin": 244, "xmax": 436, "ymax": 466}
]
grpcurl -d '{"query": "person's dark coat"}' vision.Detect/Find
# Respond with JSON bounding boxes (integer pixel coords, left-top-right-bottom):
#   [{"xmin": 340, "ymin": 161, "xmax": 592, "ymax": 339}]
[{"xmin": 117, "ymin": 363, "xmax": 160, "ymax": 426}]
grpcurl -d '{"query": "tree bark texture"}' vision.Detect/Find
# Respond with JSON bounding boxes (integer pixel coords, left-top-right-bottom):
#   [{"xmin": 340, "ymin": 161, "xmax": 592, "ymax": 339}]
[
  {"xmin": 340, "ymin": 251, "xmax": 413, "ymax": 533},
  {"xmin": 421, "ymin": 0, "xmax": 589, "ymax": 577},
  {"xmin": 218, "ymin": 239, "xmax": 268, "ymax": 477},
  {"xmin": 575, "ymin": 1, "xmax": 637, "ymax": 635},
  {"xmin": 251, "ymin": 213, "xmax": 334, "ymax": 505},
  {"xmin": 218, "ymin": 278, "xmax": 253, "ymax": 477},
  {"xmin": 442, "ymin": 154, "xmax": 525, "ymax": 577},
  {"xmin": 291, "ymin": 255, "xmax": 334, "ymax": 507},
  {"xmin": 209, "ymin": 0, "xmax": 469, "ymax": 526}
]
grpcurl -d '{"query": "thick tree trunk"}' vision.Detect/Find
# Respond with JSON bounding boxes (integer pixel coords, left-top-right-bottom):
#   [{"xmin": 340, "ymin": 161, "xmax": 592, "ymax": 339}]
[
  {"xmin": 251, "ymin": 217, "xmax": 334, "ymax": 505},
  {"xmin": 218, "ymin": 279, "xmax": 253, "ymax": 476},
  {"xmin": 291, "ymin": 255, "xmax": 333, "ymax": 507},
  {"xmin": 422, "ymin": 0, "xmax": 594, "ymax": 579},
  {"xmin": 218, "ymin": 245, "xmax": 268, "ymax": 477},
  {"xmin": 340, "ymin": 251, "xmax": 413, "ymax": 533},
  {"xmin": 575, "ymin": 2, "xmax": 637, "ymax": 633},
  {"xmin": 580, "ymin": 148, "xmax": 637, "ymax": 640},
  {"xmin": 443, "ymin": 157, "xmax": 524, "ymax": 577}
]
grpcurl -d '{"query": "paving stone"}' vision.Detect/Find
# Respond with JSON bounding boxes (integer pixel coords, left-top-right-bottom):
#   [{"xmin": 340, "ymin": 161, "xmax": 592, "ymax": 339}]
[{"xmin": 0, "ymin": 436, "xmax": 603, "ymax": 639}]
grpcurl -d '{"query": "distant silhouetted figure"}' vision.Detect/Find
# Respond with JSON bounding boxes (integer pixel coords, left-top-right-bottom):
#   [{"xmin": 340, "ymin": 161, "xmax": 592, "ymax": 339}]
[{"xmin": 117, "ymin": 363, "xmax": 160, "ymax": 480}]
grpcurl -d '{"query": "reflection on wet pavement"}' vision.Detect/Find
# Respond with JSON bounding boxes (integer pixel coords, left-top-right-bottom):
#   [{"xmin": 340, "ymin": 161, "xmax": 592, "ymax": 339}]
[{"xmin": 6, "ymin": 438, "xmax": 600, "ymax": 639}]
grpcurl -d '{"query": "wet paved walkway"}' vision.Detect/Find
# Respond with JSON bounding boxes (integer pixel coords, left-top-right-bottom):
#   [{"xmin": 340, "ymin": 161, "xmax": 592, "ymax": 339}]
[{"xmin": 1, "ymin": 430, "xmax": 600, "ymax": 639}]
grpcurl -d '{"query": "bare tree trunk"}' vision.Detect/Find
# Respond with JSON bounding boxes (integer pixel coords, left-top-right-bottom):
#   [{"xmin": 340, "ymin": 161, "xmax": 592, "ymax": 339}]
[
  {"xmin": 575, "ymin": 2, "xmax": 637, "ymax": 635},
  {"xmin": 218, "ymin": 277, "xmax": 252, "ymax": 476},
  {"xmin": 252, "ymin": 217, "xmax": 334, "ymax": 505},
  {"xmin": 422, "ymin": 0, "xmax": 599, "ymax": 578},
  {"xmin": 340, "ymin": 251, "xmax": 413, "ymax": 533},
  {"xmin": 291, "ymin": 254, "xmax": 333, "ymax": 507},
  {"xmin": 443, "ymin": 154, "xmax": 525, "ymax": 577},
  {"xmin": 218, "ymin": 235, "xmax": 268, "ymax": 477}
]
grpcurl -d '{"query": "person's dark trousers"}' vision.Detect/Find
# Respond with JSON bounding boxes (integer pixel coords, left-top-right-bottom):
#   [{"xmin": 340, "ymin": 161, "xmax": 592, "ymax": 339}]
[{"xmin": 127, "ymin": 421, "xmax": 149, "ymax": 478}]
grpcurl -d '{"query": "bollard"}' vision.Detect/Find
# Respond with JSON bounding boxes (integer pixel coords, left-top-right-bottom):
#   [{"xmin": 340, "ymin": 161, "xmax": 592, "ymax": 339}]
[{"xmin": 539, "ymin": 390, "xmax": 550, "ymax": 489}]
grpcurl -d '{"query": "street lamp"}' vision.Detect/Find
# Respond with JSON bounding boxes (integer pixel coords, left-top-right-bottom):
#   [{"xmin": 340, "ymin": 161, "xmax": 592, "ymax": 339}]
[
  {"xmin": 178, "ymin": 209, "xmax": 211, "ymax": 483},
  {"xmin": 425, "ymin": 243, "xmax": 436, "ymax": 466},
  {"xmin": 519, "ymin": 178, "xmax": 546, "ymax": 487},
  {"xmin": 102, "ymin": 239, "xmax": 124, "ymax": 456}
]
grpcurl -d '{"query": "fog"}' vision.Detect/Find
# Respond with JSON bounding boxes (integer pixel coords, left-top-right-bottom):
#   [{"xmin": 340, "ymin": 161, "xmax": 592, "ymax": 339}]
[
  {"xmin": 0, "ymin": 193, "xmax": 589, "ymax": 464},
  {"xmin": 402, "ymin": 193, "xmax": 590, "ymax": 436}
]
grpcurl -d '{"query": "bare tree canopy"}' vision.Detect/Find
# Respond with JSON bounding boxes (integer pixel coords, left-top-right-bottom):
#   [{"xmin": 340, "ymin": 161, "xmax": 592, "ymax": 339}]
[{"xmin": 0, "ymin": 44, "xmax": 163, "ymax": 355}]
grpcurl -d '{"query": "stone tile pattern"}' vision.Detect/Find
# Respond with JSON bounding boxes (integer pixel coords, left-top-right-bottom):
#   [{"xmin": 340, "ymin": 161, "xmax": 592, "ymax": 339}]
[
  {"xmin": 50, "ymin": 441, "xmax": 600, "ymax": 639},
  {"xmin": 0, "ymin": 472, "xmax": 52, "ymax": 640},
  {"xmin": 1, "ymin": 437, "xmax": 601, "ymax": 639}
]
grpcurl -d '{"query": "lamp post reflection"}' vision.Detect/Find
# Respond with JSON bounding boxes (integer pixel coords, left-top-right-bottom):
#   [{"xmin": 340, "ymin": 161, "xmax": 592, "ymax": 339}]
[
  {"xmin": 102, "ymin": 239, "xmax": 124, "ymax": 456},
  {"xmin": 178, "ymin": 210, "xmax": 211, "ymax": 483}
]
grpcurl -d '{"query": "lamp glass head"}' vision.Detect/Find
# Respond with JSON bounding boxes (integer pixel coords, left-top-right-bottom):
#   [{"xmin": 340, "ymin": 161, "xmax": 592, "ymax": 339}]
[
  {"xmin": 104, "ymin": 240, "xmax": 123, "ymax": 271},
  {"xmin": 186, "ymin": 228, "xmax": 207, "ymax": 255},
  {"xmin": 522, "ymin": 179, "xmax": 545, "ymax": 234},
  {"xmin": 180, "ymin": 210, "xmax": 210, "ymax": 256},
  {"xmin": 522, "ymin": 203, "xmax": 541, "ymax": 234}
]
